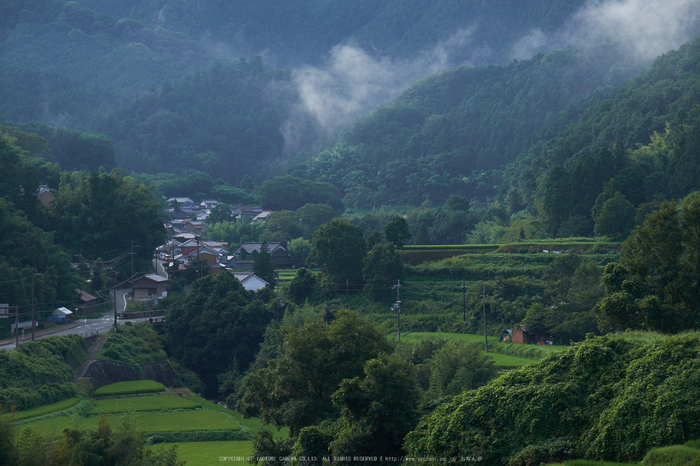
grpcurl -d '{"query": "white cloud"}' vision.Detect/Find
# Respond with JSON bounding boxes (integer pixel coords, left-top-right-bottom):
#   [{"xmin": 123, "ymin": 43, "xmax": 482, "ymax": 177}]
[
  {"xmin": 289, "ymin": 28, "xmax": 478, "ymax": 137},
  {"xmin": 510, "ymin": 0, "xmax": 700, "ymax": 62}
]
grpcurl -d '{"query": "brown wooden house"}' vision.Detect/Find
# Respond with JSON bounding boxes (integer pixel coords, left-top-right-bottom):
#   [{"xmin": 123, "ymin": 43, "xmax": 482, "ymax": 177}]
[{"xmin": 131, "ymin": 274, "xmax": 167, "ymax": 302}]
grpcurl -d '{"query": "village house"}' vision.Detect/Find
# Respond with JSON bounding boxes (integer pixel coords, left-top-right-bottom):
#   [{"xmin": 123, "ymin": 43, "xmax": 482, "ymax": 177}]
[
  {"xmin": 37, "ymin": 185, "xmax": 54, "ymax": 209},
  {"xmin": 131, "ymin": 274, "xmax": 168, "ymax": 304},
  {"xmin": 235, "ymin": 242, "xmax": 292, "ymax": 268},
  {"xmin": 232, "ymin": 272, "xmax": 269, "ymax": 291},
  {"xmin": 76, "ymin": 289, "xmax": 98, "ymax": 315}
]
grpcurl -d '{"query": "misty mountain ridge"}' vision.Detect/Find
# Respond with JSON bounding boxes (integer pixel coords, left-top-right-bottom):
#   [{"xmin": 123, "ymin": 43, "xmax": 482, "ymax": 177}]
[{"xmin": 2, "ymin": 0, "xmax": 700, "ymax": 202}]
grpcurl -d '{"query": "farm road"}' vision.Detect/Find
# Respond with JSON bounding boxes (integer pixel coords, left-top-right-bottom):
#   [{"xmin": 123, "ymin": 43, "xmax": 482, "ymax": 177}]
[{"xmin": 76, "ymin": 333, "xmax": 109, "ymax": 379}]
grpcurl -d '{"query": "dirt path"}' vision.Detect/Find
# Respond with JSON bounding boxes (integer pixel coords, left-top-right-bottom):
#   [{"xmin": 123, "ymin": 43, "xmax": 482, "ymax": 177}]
[{"xmin": 76, "ymin": 333, "xmax": 109, "ymax": 379}]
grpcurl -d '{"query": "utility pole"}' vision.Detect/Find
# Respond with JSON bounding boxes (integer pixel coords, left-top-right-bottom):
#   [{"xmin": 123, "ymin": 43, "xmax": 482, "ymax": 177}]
[
  {"xmin": 196, "ymin": 235, "xmax": 201, "ymax": 279},
  {"xmin": 462, "ymin": 279, "xmax": 466, "ymax": 322},
  {"xmin": 113, "ymin": 271, "xmax": 118, "ymax": 333},
  {"xmin": 31, "ymin": 272, "xmax": 35, "ymax": 342},
  {"xmin": 345, "ymin": 279, "xmax": 349, "ymax": 309},
  {"xmin": 15, "ymin": 305, "xmax": 19, "ymax": 348},
  {"xmin": 275, "ymin": 272, "xmax": 280, "ymax": 321},
  {"xmin": 482, "ymin": 285, "xmax": 488, "ymax": 352},
  {"xmin": 392, "ymin": 279, "xmax": 402, "ymax": 342},
  {"xmin": 131, "ymin": 240, "xmax": 134, "ymax": 279}
]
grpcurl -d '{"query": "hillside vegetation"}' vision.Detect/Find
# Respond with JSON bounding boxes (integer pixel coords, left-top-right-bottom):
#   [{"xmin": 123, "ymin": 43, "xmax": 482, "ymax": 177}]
[
  {"xmin": 405, "ymin": 331, "xmax": 700, "ymax": 465},
  {"xmin": 0, "ymin": 335, "xmax": 85, "ymax": 410}
]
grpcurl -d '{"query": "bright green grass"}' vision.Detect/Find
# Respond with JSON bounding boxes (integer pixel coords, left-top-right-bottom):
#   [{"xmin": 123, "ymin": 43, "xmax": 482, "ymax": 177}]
[
  {"xmin": 20, "ymin": 415, "xmax": 74, "ymax": 435},
  {"xmin": 88, "ymin": 410, "xmax": 241, "ymax": 433},
  {"xmin": 14, "ymin": 397, "xmax": 80, "ymax": 421},
  {"xmin": 189, "ymin": 397, "xmax": 289, "ymax": 440},
  {"xmin": 93, "ymin": 380, "xmax": 166, "ymax": 397},
  {"xmin": 90, "ymin": 395, "xmax": 201, "ymax": 414},
  {"xmin": 149, "ymin": 441, "xmax": 254, "ymax": 466},
  {"xmin": 24, "ymin": 409, "xmax": 241, "ymax": 435}
]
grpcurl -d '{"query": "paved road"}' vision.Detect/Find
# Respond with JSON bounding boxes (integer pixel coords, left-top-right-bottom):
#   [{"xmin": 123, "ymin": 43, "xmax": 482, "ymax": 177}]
[
  {"xmin": 0, "ymin": 289, "xmax": 151, "ymax": 351},
  {"xmin": 154, "ymin": 258, "xmax": 169, "ymax": 279}
]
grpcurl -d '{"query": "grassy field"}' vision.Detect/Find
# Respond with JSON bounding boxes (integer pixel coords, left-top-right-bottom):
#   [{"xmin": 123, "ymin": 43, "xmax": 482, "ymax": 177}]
[
  {"xmin": 277, "ymin": 268, "xmax": 321, "ymax": 283},
  {"xmin": 398, "ymin": 331, "xmax": 568, "ymax": 352},
  {"xmin": 92, "ymin": 380, "xmax": 166, "ymax": 397},
  {"xmin": 24, "ymin": 408, "xmax": 241, "ymax": 435},
  {"xmin": 149, "ymin": 441, "xmax": 254, "ymax": 466},
  {"xmin": 396, "ymin": 331, "xmax": 568, "ymax": 368},
  {"xmin": 90, "ymin": 395, "xmax": 202, "ymax": 414},
  {"xmin": 14, "ymin": 397, "xmax": 81, "ymax": 421},
  {"xmin": 187, "ymin": 397, "xmax": 289, "ymax": 440}
]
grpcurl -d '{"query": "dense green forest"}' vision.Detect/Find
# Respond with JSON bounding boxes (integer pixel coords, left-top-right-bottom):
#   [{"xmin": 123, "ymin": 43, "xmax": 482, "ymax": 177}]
[
  {"xmin": 76, "ymin": 0, "xmax": 587, "ymax": 68},
  {"xmin": 5, "ymin": 2, "xmax": 700, "ymax": 464},
  {"xmin": 92, "ymin": 59, "xmax": 296, "ymax": 181},
  {"xmin": 0, "ymin": 125, "xmax": 166, "ymax": 337}
]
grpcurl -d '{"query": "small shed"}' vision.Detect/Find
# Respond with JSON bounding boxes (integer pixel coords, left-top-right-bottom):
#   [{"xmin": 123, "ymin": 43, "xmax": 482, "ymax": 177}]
[
  {"xmin": 512, "ymin": 325, "xmax": 551, "ymax": 345},
  {"xmin": 47, "ymin": 307, "xmax": 73, "ymax": 324}
]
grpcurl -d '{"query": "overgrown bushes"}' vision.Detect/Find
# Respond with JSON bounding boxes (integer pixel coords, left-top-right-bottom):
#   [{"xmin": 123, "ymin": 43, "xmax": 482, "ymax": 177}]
[
  {"xmin": 98, "ymin": 322, "xmax": 167, "ymax": 366},
  {"xmin": 405, "ymin": 332, "xmax": 700, "ymax": 465},
  {"xmin": 0, "ymin": 335, "xmax": 85, "ymax": 411}
]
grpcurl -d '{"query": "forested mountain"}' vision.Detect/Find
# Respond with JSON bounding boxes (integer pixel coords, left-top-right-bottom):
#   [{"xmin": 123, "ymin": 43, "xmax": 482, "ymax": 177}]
[
  {"xmin": 0, "ymin": 0, "xmax": 214, "ymax": 128},
  {"xmin": 91, "ymin": 59, "xmax": 300, "ymax": 182},
  {"xmin": 4, "ymin": 0, "xmax": 700, "ymax": 227},
  {"xmin": 290, "ymin": 45, "xmax": 632, "ymax": 207},
  {"xmin": 506, "ymin": 35, "xmax": 700, "ymax": 236},
  {"xmin": 77, "ymin": 0, "xmax": 587, "ymax": 68}
]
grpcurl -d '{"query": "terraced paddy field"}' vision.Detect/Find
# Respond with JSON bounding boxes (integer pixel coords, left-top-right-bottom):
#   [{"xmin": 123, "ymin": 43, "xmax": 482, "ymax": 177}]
[
  {"xmin": 15, "ymin": 381, "xmax": 287, "ymax": 464},
  {"xmin": 277, "ymin": 268, "xmax": 320, "ymax": 284},
  {"xmin": 149, "ymin": 441, "xmax": 254, "ymax": 466},
  {"xmin": 14, "ymin": 397, "xmax": 81, "ymax": 421},
  {"xmin": 22, "ymin": 408, "xmax": 242, "ymax": 435},
  {"xmin": 399, "ymin": 331, "xmax": 569, "ymax": 352},
  {"xmin": 92, "ymin": 379, "xmax": 166, "ymax": 397},
  {"xmin": 89, "ymin": 394, "xmax": 202, "ymax": 414}
]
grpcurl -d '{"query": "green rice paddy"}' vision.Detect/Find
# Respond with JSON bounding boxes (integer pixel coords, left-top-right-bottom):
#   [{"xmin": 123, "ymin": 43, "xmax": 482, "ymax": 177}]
[
  {"xmin": 14, "ymin": 397, "xmax": 80, "ymax": 421},
  {"xmin": 23, "ymin": 409, "xmax": 241, "ymax": 435},
  {"xmin": 89, "ymin": 395, "xmax": 202, "ymax": 414},
  {"xmin": 148, "ymin": 441, "xmax": 254, "ymax": 466},
  {"xmin": 92, "ymin": 380, "xmax": 166, "ymax": 397}
]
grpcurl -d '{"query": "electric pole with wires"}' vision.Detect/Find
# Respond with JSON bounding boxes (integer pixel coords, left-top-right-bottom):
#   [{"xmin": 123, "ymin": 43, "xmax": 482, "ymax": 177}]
[{"xmin": 392, "ymin": 279, "xmax": 402, "ymax": 341}]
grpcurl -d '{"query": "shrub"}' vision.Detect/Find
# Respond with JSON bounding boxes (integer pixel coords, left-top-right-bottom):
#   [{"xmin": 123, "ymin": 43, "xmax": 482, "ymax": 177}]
[
  {"xmin": 0, "ymin": 335, "xmax": 85, "ymax": 410},
  {"xmin": 98, "ymin": 322, "xmax": 166, "ymax": 366}
]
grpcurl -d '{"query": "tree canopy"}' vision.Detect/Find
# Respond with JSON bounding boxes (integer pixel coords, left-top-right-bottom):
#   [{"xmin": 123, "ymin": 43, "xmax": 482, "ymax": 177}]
[
  {"xmin": 237, "ymin": 310, "xmax": 392, "ymax": 437},
  {"xmin": 308, "ymin": 218, "xmax": 367, "ymax": 293},
  {"xmin": 163, "ymin": 272, "xmax": 274, "ymax": 396}
]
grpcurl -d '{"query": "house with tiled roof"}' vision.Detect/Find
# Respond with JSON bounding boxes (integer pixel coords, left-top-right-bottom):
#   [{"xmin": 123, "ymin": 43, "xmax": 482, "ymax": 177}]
[{"xmin": 235, "ymin": 242, "xmax": 292, "ymax": 268}]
